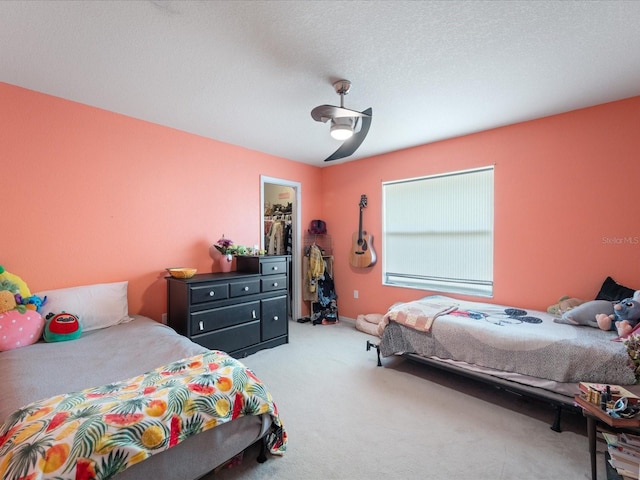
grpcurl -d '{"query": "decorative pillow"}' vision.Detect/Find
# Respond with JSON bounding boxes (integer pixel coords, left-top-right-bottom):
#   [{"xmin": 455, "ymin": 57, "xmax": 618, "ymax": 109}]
[
  {"xmin": 36, "ymin": 281, "xmax": 132, "ymax": 332},
  {"xmin": 0, "ymin": 310, "xmax": 44, "ymax": 351},
  {"xmin": 596, "ymin": 276, "xmax": 637, "ymax": 302},
  {"xmin": 556, "ymin": 300, "xmax": 614, "ymax": 328}
]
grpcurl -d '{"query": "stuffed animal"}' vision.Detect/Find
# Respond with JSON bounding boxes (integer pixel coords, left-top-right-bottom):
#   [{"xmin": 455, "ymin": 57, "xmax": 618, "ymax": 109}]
[
  {"xmin": 556, "ymin": 300, "xmax": 611, "ymax": 328},
  {"xmin": 0, "ymin": 276, "xmax": 44, "ymax": 350},
  {"xmin": 0, "ymin": 278, "xmax": 26, "ymax": 314},
  {"xmin": 0, "ymin": 288, "xmax": 17, "ymax": 314},
  {"xmin": 557, "ymin": 291, "xmax": 640, "ymax": 338},
  {"xmin": 0, "ymin": 265, "xmax": 31, "ymax": 298},
  {"xmin": 547, "ymin": 295, "xmax": 584, "ymax": 316},
  {"xmin": 19, "ymin": 294, "xmax": 47, "ymax": 312},
  {"xmin": 596, "ymin": 291, "xmax": 640, "ymax": 338},
  {"xmin": 43, "ymin": 312, "xmax": 82, "ymax": 342}
]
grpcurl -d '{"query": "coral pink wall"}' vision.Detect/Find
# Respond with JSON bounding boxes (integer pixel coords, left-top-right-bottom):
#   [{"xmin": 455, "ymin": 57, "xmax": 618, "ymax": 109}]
[
  {"xmin": 1, "ymin": 82, "xmax": 322, "ymax": 321},
  {"xmin": 4, "ymin": 81, "xmax": 639, "ymax": 324},
  {"xmin": 323, "ymin": 96, "xmax": 640, "ymax": 316}
]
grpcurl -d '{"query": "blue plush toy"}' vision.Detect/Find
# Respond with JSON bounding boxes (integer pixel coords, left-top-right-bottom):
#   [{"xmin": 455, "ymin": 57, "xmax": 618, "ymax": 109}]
[{"xmin": 596, "ymin": 291, "xmax": 640, "ymax": 338}]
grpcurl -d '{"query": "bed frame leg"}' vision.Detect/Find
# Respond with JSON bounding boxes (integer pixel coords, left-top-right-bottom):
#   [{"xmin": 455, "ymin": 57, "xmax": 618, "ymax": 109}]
[
  {"xmin": 550, "ymin": 405, "xmax": 562, "ymax": 432},
  {"xmin": 366, "ymin": 340, "xmax": 382, "ymax": 367},
  {"xmin": 257, "ymin": 438, "xmax": 267, "ymax": 463}
]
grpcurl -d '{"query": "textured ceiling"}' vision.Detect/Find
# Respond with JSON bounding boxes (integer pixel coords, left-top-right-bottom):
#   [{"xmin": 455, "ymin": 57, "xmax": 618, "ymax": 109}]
[{"xmin": 1, "ymin": 0, "xmax": 640, "ymax": 166}]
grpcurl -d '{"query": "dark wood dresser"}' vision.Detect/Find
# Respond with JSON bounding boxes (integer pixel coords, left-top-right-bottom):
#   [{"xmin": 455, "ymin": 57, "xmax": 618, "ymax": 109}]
[{"xmin": 167, "ymin": 255, "xmax": 289, "ymax": 357}]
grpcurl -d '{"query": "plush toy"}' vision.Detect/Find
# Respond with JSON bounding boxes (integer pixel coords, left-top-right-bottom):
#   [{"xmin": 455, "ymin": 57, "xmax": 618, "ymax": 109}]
[
  {"xmin": 0, "ymin": 289, "xmax": 17, "ymax": 313},
  {"xmin": 557, "ymin": 291, "xmax": 640, "ymax": 338},
  {"xmin": 43, "ymin": 312, "xmax": 82, "ymax": 342},
  {"xmin": 0, "ymin": 278, "xmax": 28, "ymax": 313},
  {"xmin": 556, "ymin": 300, "xmax": 613, "ymax": 328},
  {"xmin": 18, "ymin": 294, "xmax": 47, "ymax": 312},
  {"xmin": 547, "ymin": 295, "xmax": 584, "ymax": 316},
  {"xmin": 0, "ymin": 269, "xmax": 45, "ymax": 351},
  {"xmin": 0, "ymin": 265, "xmax": 31, "ymax": 299},
  {"xmin": 596, "ymin": 291, "xmax": 640, "ymax": 338}
]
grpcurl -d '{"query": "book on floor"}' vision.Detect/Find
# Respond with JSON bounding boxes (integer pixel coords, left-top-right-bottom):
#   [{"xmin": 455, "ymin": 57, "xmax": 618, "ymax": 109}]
[
  {"xmin": 608, "ymin": 445, "xmax": 640, "ymax": 479},
  {"xmin": 621, "ymin": 433, "xmax": 640, "ymax": 448}
]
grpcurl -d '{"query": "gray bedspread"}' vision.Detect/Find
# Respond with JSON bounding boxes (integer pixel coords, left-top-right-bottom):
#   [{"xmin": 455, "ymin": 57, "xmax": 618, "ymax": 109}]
[
  {"xmin": 380, "ymin": 296, "xmax": 637, "ymax": 385},
  {"xmin": 0, "ymin": 315, "xmax": 270, "ymax": 480}
]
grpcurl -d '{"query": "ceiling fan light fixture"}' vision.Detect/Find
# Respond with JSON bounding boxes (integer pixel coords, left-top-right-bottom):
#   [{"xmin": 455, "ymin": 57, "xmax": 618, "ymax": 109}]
[{"xmin": 330, "ymin": 118, "xmax": 353, "ymax": 140}]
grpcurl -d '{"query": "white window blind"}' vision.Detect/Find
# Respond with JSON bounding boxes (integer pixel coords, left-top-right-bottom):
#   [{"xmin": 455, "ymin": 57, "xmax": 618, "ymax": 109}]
[{"xmin": 382, "ymin": 166, "xmax": 494, "ymax": 297}]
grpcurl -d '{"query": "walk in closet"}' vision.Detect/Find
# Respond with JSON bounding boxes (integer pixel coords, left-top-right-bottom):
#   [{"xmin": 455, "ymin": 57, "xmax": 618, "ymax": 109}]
[{"xmin": 262, "ymin": 181, "xmax": 297, "ymax": 319}]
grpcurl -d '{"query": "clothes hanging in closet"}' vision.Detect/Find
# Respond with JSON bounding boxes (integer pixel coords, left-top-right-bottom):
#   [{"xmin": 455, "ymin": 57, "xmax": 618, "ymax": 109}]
[{"xmin": 265, "ymin": 216, "xmax": 292, "ymax": 255}]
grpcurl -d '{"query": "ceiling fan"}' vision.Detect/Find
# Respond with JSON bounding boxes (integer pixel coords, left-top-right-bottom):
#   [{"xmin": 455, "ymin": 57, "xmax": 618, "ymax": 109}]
[{"xmin": 311, "ymin": 79, "xmax": 372, "ymax": 162}]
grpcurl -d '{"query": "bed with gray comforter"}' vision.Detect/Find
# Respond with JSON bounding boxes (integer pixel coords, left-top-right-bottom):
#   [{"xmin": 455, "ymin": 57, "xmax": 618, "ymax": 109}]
[
  {"xmin": 377, "ymin": 295, "xmax": 638, "ymax": 429},
  {"xmin": 0, "ymin": 316, "xmax": 275, "ymax": 479}
]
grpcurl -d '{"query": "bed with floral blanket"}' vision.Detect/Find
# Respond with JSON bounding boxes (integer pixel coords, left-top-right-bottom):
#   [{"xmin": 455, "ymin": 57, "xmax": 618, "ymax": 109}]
[
  {"xmin": 376, "ymin": 295, "xmax": 640, "ymax": 431},
  {"xmin": 0, "ymin": 316, "xmax": 286, "ymax": 480}
]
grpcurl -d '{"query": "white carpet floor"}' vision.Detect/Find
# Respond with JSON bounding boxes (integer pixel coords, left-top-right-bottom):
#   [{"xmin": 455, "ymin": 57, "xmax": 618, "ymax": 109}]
[{"xmin": 207, "ymin": 319, "xmax": 605, "ymax": 480}]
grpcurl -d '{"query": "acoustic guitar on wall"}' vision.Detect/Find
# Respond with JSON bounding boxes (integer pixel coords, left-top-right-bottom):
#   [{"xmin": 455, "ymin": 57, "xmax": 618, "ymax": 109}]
[{"xmin": 350, "ymin": 194, "xmax": 377, "ymax": 268}]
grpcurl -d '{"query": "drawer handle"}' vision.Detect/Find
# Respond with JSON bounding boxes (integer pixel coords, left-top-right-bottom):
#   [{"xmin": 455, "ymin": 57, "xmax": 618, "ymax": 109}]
[
  {"xmin": 252, "ymin": 310, "xmax": 257, "ymax": 319},
  {"xmin": 273, "ymin": 316, "xmax": 279, "ymax": 321},
  {"xmin": 272, "ymin": 282, "xmax": 278, "ymax": 287},
  {"xmin": 243, "ymin": 286, "xmax": 249, "ymax": 291},
  {"xmin": 208, "ymin": 291, "xmax": 215, "ymax": 297},
  {"xmin": 199, "ymin": 321, "xmax": 204, "ymax": 331},
  {"xmin": 272, "ymin": 266, "xmax": 278, "ymax": 271}
]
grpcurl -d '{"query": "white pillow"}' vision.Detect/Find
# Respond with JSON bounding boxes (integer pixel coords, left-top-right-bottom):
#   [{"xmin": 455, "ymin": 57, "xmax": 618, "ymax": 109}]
[{"xmin": 36, "ymin": 281, "xmax": 132, "ymax": 332}]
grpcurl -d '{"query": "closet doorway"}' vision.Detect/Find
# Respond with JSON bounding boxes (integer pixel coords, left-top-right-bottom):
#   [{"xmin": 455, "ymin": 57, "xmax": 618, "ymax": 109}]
[{"xmin": 261, "ymin": 176, "xmax": 301, "ymax": 321}]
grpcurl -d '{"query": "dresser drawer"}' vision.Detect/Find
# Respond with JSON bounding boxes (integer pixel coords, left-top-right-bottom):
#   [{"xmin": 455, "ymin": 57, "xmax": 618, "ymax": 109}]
[
  {"xmin": 260, "ymin": 259, "xmax": 287, "ymax": 275},
  {"xmin": 261, "ymin": 295, "xmax": 287, "ymax": 341},
  {"xmin": 193, "ymin": 321, "xmax": 260, "ymax": 353},
  {"xmin": 167, "ymin": 263, "xmax": 288, "ymax": 359},
  {"xmin": 191, "ymin": 301, "xmax": 260, "ymax": 334},
  {"xmin": 190, "ymin": 283, "xmax": 228, "ymax": 304},
  {"xmin": 229, "ymin": 279, "xmax": 260, "ymax": 297},
  {"xmin": 261, "ymin": 275, "xmax": 287, "ymax": 292}
]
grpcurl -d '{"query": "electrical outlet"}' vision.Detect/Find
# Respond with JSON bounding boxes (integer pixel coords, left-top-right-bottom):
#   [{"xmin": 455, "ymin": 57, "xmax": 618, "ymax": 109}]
[
  {"xmin": 354, "ymin": 290, "xmax": 359, "ymax": 299},
  {"xmin": 161, "ymin": 313, "xmax": 167, "ymax": 324}
]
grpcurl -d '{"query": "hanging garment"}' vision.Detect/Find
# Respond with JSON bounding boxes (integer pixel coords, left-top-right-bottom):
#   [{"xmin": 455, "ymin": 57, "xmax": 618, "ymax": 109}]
[
  {"xmin": 302, "ymin": 257, "xmax": 317, "ymax": 302},
  {"xmin": 285, "ymin": 222, "xmax": 293, "ymax": 255},
  {"xmin": 317, "ymin": 270, "xmax": 337, "ymax": 307},
  {"xmin": 307, "ymin": 244, "xmax": 324, "ymax": 293},
  {"xmin": 268, "ymin": 220, "xmax": 284, "ymax": 255}
]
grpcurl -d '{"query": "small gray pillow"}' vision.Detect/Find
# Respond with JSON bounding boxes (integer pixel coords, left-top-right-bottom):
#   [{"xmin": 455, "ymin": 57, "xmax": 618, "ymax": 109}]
[{"xmin": 555, "ymin": 300, "xmax": 614, "ymax": 328}]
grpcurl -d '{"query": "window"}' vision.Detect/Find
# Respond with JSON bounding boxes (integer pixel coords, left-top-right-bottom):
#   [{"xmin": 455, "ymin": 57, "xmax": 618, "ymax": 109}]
[{"xmin": 382, "ymin": 166, "xmax": 494, "ymax": 297}]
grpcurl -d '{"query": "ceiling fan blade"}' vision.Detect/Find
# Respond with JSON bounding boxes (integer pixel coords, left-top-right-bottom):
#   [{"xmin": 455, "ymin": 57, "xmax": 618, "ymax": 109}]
[
  {"xmin": 324, "ymin": 108, "xmax": 372, "ymax": 162},
  {"xmin": 311, "ymin": 105, "xmax": 372, "ymax": 123}
]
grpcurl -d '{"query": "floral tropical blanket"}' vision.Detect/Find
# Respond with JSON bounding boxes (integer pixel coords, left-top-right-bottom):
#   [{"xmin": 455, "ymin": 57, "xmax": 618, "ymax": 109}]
[{"xmin": 0, "ymin": 351, "xmax": 286, "ymax": 480}]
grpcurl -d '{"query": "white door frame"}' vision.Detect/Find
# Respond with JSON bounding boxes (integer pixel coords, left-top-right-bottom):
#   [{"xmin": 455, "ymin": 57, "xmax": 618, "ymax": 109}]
[{"xmin": 260, "ymin": 175, "xmax": 301, "ymax": 321}]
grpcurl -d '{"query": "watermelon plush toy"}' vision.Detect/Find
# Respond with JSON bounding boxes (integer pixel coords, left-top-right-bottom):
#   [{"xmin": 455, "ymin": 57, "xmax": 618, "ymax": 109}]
[{"xmin": 44, "ymin": 312, "xmax": 82, "ymax": 342}]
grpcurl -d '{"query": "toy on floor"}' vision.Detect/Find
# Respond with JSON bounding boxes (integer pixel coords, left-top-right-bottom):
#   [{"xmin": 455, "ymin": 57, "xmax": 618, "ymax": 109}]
[{"xmin": 356, "ymin": 313, "xmax": 384, "ymax": 337}]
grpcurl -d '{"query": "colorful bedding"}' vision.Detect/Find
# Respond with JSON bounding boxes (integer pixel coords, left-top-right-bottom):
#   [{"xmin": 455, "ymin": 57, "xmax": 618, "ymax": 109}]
[
  {"xmin": 0, "ymin": 350, "xmax": 286, "ymax": 480},
  {"xmin": 379, "ymin": 295, "xmax": 637, "ymax": 385}
]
